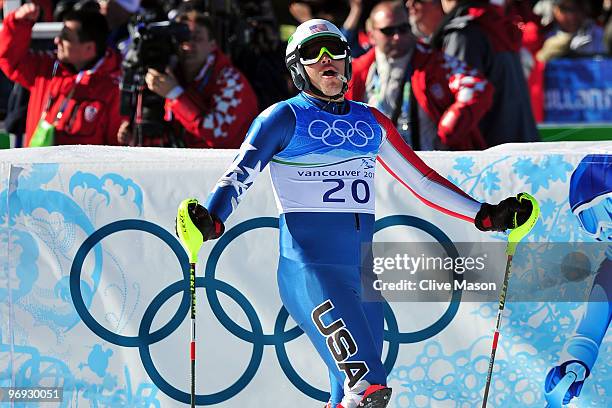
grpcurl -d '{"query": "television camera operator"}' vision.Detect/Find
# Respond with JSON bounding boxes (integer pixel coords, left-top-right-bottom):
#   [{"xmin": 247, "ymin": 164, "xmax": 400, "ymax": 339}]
[{"xmin": 118, "ymin": 1, "xmax": 259, "ymax": 148}]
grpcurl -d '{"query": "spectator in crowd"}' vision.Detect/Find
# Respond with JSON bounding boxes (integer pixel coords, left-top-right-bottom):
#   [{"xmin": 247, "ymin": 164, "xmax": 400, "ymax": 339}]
[
  {"xmin": 347, "ymin": 0, "xmax": 494, "ymax": 150},
  {"xmin": 432, "ymin": 0, "xmax": 540, "ymax": 146},
  {"xmin": 118, "ymin": 2, "xmax": 259, "ymax": 148},
  {"xmin": 537, "ymin": 0, "xmax": 606, "ymax": 61},
  {"xmin": 0, "ymin": 3, "xmax": 123, "ymax": 146},
  {"xmin": 289, "ymin": 0, "xmax": 368, "ymax": 57},
  {"xmin": 406, "ymin": 0, "xmax": 445, "ymax": 42}
]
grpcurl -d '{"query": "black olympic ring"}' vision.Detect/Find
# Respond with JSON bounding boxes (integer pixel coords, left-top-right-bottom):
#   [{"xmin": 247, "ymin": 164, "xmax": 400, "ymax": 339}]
[{"xmin": 71, "ymin": 215, "xmax": 460, "ymax": 404}]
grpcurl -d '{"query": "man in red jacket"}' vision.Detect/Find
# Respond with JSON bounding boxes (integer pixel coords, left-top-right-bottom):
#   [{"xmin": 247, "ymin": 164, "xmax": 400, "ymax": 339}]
[
  {"xmin": 0, "ymin": 3, "xmax": 123, "ymax": 147},
  {"xmin": 432, "ymin": 0, "xmax": 540, "ymax": 146},
  {"xmin": 119, "ymin": 3, "xmax": 259, "ymax": 148},
  {"xmin": 346, "ymin": 0, "xmax": 493, "ymax": 151}
]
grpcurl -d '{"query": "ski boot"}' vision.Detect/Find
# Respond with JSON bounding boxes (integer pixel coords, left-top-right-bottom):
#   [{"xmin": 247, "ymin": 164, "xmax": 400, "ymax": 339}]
[
  {"xmin": 357, "ymin": 385, "xmax": 392, "ymax": 407},
  {"xmin": 324, "ymin": 385, "xmax": 392, "ymax": 408}
]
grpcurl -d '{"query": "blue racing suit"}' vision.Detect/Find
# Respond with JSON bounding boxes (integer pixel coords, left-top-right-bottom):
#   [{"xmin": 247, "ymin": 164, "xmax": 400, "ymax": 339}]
[{"xmin": 206, "ymin": 93, "xmax": 482, "ymax": 407}]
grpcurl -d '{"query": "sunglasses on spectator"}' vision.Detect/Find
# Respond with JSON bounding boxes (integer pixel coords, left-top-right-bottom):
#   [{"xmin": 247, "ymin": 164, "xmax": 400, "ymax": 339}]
[
  {"xmin": 58, "ymin": 26, "xmax": 80, "ymax": 43},
  {"xmin": 299, "ymin": 38, "xmax": 348, "ymax": 65},
  {"xmin": 376, "ymin": 23, "xmax": 411, "ymax": 37}
]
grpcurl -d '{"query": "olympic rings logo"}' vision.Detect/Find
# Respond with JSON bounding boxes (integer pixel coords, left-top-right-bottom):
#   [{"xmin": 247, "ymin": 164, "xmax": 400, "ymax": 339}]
[
  {"xmin": 70, "ymin": 216, "xmax": 462, "ymax": 405},
  {"xmin": 307, "ymin": 119, "xmax": 376, "ymax": 147}
]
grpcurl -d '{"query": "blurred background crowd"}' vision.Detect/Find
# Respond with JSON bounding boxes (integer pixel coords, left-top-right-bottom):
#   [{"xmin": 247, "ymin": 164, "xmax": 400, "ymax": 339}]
[{"xmin": 0, "ymin": 0, "xmax": 611, "ymax": 149}]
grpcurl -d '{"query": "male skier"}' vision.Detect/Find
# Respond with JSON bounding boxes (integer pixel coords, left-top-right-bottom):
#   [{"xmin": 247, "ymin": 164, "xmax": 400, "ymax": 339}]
[{"xmin": 181, "ymin": 19, "xmax": 531, "ymax": 408}]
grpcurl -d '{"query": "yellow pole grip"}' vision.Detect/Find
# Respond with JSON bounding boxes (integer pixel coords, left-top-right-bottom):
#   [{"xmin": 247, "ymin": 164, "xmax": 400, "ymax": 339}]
[
  {"xmin": 507, "ymin": 192, "xmax": 540, "ymax": 256},
  {"xmin": 176, "ymin": 198, "xmax": 204, "ymax": 263}
]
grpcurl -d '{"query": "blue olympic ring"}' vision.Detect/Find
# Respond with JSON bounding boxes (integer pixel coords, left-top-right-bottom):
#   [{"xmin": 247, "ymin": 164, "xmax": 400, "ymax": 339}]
[{"xmin": 70, "ymin": 216, "xmax": 460, "ymax": 405}]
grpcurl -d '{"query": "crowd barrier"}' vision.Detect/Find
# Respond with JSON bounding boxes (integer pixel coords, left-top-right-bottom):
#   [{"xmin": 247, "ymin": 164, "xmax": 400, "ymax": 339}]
[{"xmin": 0, "ymin": 142, "xmax": 610, "ymax": 407}]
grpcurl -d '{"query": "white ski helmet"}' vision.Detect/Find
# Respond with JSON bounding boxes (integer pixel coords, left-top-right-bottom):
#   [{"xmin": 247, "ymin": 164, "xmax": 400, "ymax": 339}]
[{"xmin": 285, "ymin": 19, "xmax": 352, "ymax": 96}]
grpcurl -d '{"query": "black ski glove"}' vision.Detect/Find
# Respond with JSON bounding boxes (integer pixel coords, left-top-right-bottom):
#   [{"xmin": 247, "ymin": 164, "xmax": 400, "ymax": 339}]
[
  {"xmin": 475, "ymin": 195, "xmax": 533, "ymax": 232},
  {"xmin": 175, "ymin": 202, "xmax": 225, "ymax": 241}
]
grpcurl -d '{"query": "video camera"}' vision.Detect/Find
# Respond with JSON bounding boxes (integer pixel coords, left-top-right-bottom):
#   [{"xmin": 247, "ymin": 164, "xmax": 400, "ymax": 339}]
[{"xmin": 119, "ymin": 10, "xmax": 189, "ymax": 145}]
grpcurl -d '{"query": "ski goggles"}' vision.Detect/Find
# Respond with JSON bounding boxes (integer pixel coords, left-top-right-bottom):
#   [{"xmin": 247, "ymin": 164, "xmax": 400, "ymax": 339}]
[
  {"xmin": 573, "ymin": 193, "xmax": 612, "ymax": 240},
  {"xmin": 298, "ymin": 38, "xmax": 348, "ymax": 65}
]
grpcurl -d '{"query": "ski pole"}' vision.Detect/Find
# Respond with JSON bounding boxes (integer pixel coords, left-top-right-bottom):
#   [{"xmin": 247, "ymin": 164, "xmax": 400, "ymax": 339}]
[
  {"xmin": 544, "ymin": 372, "xmax": 577, "ymax": 408},
  {"xmin": 481, "ymin": 192, "xmax": 540, "ymax": 408},
  {"xmin": 176, "ymin": 198, "xmax": 205, "ymax": 408}
]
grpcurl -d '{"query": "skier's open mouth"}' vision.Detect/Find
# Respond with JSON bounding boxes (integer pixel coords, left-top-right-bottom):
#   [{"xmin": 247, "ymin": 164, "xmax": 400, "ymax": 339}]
[{"xmin": 322, "ymin": 70, "xmax": 337, "ymax": 77}]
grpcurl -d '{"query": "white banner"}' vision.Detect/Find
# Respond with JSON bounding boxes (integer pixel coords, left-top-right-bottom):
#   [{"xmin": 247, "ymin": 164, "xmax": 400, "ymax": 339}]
[{"xmin": 0, "ymin": 143, "xmax": 610, "ymax": 407}]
